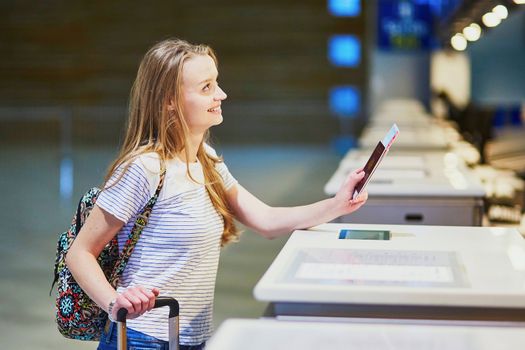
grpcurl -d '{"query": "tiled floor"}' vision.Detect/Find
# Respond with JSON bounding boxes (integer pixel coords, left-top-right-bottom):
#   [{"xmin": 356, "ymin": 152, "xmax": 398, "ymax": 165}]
[{"xmin": 0, "ymin": 137, "xmax": 339, "ymax": 349}]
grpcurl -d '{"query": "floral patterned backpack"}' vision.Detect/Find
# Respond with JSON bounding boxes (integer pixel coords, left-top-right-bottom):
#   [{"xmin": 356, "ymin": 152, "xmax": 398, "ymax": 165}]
[{"xmin": 50, "ymin": 168, "xmax": 165, "ymax": 340}]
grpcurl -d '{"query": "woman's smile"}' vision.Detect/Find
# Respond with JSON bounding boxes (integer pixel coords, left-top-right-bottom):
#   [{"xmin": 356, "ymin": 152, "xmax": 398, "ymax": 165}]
[{"xmin": 207, "ymin": 105, "xmax": 222, "ymax": 114}]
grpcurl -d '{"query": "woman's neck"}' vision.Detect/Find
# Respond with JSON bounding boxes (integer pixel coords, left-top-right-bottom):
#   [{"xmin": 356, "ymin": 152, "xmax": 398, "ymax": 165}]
[{"xmin": 179, "ymin": 132, "xmax": 204, "ymax": 163}]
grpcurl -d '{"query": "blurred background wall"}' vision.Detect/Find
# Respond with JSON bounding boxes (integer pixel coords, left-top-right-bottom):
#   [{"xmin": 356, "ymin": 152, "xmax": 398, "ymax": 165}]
[{"xmin": 0, "ymin": 0, "xmax": 369, "ymax": 145}]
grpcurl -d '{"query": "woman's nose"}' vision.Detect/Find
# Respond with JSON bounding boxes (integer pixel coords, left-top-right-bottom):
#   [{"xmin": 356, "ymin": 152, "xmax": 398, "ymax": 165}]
[{"xmin": 215, "ymin": 86, "xmax": 227, "ymax": 100}]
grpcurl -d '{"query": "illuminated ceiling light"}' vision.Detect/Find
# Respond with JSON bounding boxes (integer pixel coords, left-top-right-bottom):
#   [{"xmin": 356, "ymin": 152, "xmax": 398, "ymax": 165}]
[
  {"xmin": 513, "ymin": 0, "xmax": 525, "ymax": 4},
  {"xmin": 463, "ymin": 23, "xmax": 481, "ymax": 41},
  {"xmin": 451, "ymin": 33, "xmax": 467, "ymax": 51},
  {"xmin": 482, "ymin": 12, "xmax": 501, "ymax": 27},
  {"xmin": 493, "ymin": 5, "xmax": 508, "ymax": 19}
]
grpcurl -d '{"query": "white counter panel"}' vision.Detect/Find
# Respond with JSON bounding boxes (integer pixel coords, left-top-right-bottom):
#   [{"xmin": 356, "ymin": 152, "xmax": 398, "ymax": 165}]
[
  {"xmin": 325, "ymin": 152, "xmax": 485, "ymax": 198},
  {"xmin": 254, "ymin": 224, "xmax": 525, "ymax": 310},
  {"xmin": 208, "ymin": 318, "xmax": 525, "ymax": 350}
]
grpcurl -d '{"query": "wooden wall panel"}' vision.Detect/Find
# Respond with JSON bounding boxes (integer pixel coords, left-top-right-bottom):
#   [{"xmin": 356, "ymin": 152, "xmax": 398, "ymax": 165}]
[{"xmin": 0, "ymin": 0, "xmax": 368, "ymax": 143}]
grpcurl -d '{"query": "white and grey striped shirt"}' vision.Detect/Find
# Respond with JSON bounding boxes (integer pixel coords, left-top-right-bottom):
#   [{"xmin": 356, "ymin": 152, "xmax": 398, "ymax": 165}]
[{"xmin": 96, "ymin": 145, "xmax": 237, "ymax": 345}]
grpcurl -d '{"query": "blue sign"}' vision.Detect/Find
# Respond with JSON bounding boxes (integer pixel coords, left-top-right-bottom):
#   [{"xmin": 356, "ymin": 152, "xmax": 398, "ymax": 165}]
[
  {"xmin": 328, "ymin": 35, "xmax": 361, "ymax": 67},
  {"xmin": 329, "ymin": 86, "xmax": 360, "ymax": 117},
  {"xmin": 328, "ymin": 0, "xmax": 361, "ymax": 17},
  {"xmin": 378, "ymin": 0, "xmax": 433, "ymax": 50}
]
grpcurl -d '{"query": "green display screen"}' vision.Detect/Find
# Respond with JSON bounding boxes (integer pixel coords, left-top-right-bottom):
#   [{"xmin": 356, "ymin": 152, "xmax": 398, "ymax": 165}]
[{"xmin": 338, "ymin": 229, "xmax": 391, "ymax": 240}]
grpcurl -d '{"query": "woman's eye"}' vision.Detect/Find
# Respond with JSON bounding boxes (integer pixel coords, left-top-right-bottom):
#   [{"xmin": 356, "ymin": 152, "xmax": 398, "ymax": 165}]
[{"xmin": 203, "ymin": 84, "xmax": 210, "ymax": 91}]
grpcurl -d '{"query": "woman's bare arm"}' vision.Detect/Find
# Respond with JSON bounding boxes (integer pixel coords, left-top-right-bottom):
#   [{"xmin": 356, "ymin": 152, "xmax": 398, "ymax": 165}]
[
  {"xmin": 226, "ymin": 168, "xmax": 367, "ymax": 239},
  {"xmin": 65, "ymin": 205, "xmax": 158, "ymax": 320}
]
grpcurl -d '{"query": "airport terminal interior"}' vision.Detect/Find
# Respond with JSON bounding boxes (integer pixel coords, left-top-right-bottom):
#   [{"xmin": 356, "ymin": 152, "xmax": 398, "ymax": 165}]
[{"xmin": 1, "ymin": 0, "xmax": 525, "ymax": 349}]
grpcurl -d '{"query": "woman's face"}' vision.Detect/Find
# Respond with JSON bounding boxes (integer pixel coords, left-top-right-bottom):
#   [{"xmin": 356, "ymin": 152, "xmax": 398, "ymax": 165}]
[{"xmin": 180, "ymin": 54, "xmax": 227, "ymax": 134}]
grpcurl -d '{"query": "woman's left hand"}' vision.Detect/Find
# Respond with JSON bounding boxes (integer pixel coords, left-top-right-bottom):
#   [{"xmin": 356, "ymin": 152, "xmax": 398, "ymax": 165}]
[{"xmin": 333, "ymin": 168, "xmax": 368, "ymax": 216}]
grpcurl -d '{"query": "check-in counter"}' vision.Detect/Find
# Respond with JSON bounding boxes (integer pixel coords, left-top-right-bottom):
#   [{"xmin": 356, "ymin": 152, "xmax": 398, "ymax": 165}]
[
  {"xmin": 254, "ymin": 223, "xmax": 525, "ymax": 322},
  {"xmin": 324, "ymin": 152, "xmax": 485, "ymax": 226},
  {"xmin": 359, "ymin": 124, "xmax": 452, "ymax": 150},
  {"xmin": 207, "ymin": 318, "xmax": 525, "ymax": 350},
  {"xmin": 370, "ymin": 111, "xmax": 434, "ymax": 128},
  {"xmin": 369, "ymin": 114, "xmax": 463, "ymax": 145},
  {"xmin": 377, "ymin": 99, "xmax": 426, "ymax": 115}
]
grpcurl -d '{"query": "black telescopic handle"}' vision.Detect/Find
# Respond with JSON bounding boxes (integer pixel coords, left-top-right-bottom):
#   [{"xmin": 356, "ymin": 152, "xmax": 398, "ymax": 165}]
[
  {"xmin": 116, "ymin": 296, "xmax": 180, "ymax": 322},
  {"xmin": 154, "ymin": 296, "xmax": 180, "ymax": 318}
]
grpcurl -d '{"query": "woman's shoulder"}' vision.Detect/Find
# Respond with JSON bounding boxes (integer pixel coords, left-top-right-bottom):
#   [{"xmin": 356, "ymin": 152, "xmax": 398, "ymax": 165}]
[
  {"xmin": 115, "ymin": 152, "xmax": 162, "ymax": 180},
  {"xmin": 136, "ymin": 151, "xmax": 161, "ymax": 169},
  {"xmin": 104, "ymin": 152, "xmax": 160, "ymax": 190}
]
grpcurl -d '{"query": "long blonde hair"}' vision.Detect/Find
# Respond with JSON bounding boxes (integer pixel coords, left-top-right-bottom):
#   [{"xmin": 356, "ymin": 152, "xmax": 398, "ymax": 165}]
[{"xmin": 104, "ymin": 38, "xmax": 239, "ymax": 246}]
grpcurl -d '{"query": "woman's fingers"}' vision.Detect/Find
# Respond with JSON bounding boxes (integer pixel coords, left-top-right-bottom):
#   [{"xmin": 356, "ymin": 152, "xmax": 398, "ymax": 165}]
[
  {"xmin": 342, "ymin": 170, "xmax": 364, "ymax": 195},
  {"xmin": 123, "ymin": 289, "xmax": 142, "ymax": 314},
  {"xmin": 346, "ymin": 170, "xmax": 365, "ymax": 198},
  {"xmin": 113, "ymin": 294, "xmax": 134, "ymax": 320},
  {"xmin": 335, "ymin": 168, "xmax": 366, "ymax": 208},
  {"xmin": 138, "ymin": 285, "xmax": 156, "ymax": 311},
  {"xmin": 353, "ymin": 190, "xmax": 368, "ymax": 203},
  {"xmin": 114, "ymin": 286, "xmax": 161, "ymax": 320},
  {"xmin": 348, "ymin": 169, "xmax": 365, "ymax": 183},
  {"xmin": 136, "ymin": 289, "xmax": 151, "ymax": 313}
]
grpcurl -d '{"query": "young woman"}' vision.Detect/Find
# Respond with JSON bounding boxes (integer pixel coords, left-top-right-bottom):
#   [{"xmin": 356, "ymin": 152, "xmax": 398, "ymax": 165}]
[{"xmin": 66, "ymin": 38, "xmax": 367, "ymax": 350}]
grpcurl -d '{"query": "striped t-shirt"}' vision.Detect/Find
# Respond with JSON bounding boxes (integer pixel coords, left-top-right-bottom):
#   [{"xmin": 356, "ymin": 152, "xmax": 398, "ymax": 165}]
[{"xmin": 96, "ymin": 145, "xmax": 237, "ymax": 345}]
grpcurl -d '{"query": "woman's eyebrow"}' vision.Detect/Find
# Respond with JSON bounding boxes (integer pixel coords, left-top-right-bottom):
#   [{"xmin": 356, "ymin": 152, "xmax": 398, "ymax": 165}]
[
  {"xmin": 198, "ymin": 73, "xmax": 219, "ymax": 85},
  {"xmin": 198, "ymin": 78, "xmax": 212, "ymax": 85}
]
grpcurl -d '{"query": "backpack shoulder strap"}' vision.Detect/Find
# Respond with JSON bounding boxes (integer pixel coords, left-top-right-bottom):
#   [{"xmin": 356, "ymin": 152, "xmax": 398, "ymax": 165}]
[{"xmin": 108, "ymin": 165, "xmax": 166, "ymax": 287}]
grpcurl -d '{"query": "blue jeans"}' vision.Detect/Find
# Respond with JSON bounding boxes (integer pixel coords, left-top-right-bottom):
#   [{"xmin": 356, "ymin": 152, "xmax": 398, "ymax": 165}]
[{"xmin": 98, "ymin": 321, "xmax": 205, "ymax": 350}]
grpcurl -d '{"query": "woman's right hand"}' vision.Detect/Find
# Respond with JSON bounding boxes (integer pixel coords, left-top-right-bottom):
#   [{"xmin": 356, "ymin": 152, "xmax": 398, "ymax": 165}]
[{"xmin": 110, "ymin": 286, "xmax": 160, "ymax": 321}]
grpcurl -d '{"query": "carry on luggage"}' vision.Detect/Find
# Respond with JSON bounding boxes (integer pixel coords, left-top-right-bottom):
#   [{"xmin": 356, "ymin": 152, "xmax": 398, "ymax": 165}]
[{"xmin": 116, "ymin": 296, "xmax": 180, "ymax": 350}]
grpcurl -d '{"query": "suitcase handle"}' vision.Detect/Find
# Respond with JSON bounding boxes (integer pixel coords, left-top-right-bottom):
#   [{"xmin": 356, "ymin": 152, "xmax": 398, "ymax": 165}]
[{"xmin": 116, "ymin": 296, "xmax": 180, "ymax": 322}]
